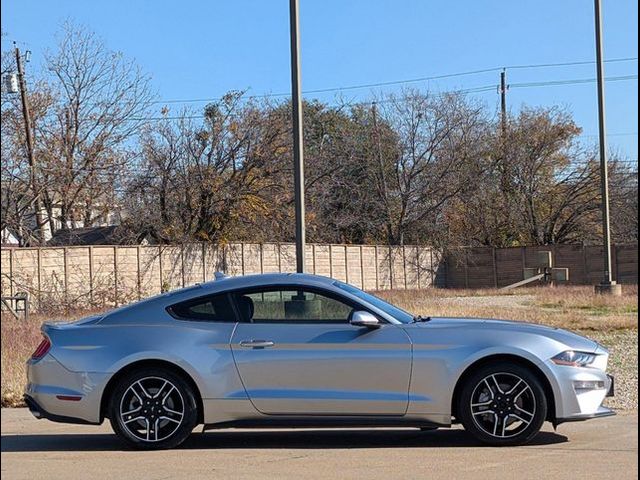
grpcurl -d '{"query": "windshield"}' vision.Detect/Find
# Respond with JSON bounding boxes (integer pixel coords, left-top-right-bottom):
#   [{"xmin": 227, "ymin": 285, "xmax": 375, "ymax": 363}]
[{"xmin": 334, "ymin": 281, "xmax": 414, "ymax": 324}]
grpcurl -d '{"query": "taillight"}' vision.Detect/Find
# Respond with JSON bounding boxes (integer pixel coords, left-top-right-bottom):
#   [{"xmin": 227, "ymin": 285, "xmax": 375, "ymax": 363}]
[{"xmin": 31, "ymin": 336, "xmax": 51, "ymax": 360}]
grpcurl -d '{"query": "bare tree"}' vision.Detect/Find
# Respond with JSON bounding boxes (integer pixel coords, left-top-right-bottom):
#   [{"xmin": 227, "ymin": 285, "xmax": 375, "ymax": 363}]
[
  {"xmin": 34, "ymin": 22, "xmax": 153, "ymax": 233},
  {"xmin": 364, "ymin": 90, "xmax": 488, "ymax": 245},
  {"xmin": 447, "ymin": 107, "xmax": 609, "ymax": 247},
  {"xmin": 609, "ymin": 161, "xmax": 638, "ymax": 243},
  {"xmin": 128, "ymin": 93, "xmax": 288, "ymax": 243}
]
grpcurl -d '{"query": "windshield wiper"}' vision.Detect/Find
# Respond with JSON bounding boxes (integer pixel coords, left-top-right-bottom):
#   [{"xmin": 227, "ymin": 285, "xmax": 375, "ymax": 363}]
[{"xmin": 412, "ymin": 315, "xmax": 432, "ymax": 323}]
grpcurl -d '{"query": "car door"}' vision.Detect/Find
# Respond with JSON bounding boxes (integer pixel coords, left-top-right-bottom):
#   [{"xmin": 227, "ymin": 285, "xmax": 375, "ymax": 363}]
[{"xmin": 229, "ymin": 286, "xmax": 412, "ymax": 416}]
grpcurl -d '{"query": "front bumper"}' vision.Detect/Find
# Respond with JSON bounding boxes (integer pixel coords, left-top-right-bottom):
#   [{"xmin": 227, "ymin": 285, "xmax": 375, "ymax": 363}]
[
  {"xmin": 555, "ymin": 406, "xmax": 616, "ymax": 425},
  {"xmin": 549, "ymin": 355, "xmax": 615, "ymax": 423},
  {"xmin": 606, "ymin": 374, "xmax": 615, "ymax": 397}
]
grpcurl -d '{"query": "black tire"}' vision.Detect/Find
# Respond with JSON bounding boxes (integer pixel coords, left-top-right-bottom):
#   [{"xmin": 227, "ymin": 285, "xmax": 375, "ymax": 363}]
[
  {"xmin": 457, "ymin": 362, "xmax": 547, "ymax": 446},
  {"xmin": 108, "ymin": 367, "xmax": 199, "ymax": 450}
]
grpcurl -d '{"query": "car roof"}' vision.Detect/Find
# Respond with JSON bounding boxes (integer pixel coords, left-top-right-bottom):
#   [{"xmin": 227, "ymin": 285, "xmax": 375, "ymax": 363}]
[
  {"xmin": 100, "ymin": 273, "xmax": 338, "ymax": 321},
  {"xmin": 199, "ymin": 272, "xmax": 336, "ymax": 293},
  {"xmin": 98, "ymin": 272, "xmax": 405, "ymax": 325}
]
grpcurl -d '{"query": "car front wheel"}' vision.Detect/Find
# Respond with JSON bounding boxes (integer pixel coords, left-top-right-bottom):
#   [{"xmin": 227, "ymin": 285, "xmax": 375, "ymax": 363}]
[
  {"xmin": 457, "ymin": 362, "xmax": 547, "ymax": 446},
  {"xmin": 108, "ymin": 367, "xmax": 199, "ymax": 449}
]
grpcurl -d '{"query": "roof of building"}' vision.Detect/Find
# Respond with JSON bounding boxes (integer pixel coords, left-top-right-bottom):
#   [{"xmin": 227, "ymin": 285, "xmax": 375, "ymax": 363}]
[{"xmin": 47, "ymin": 226, "xmax": 143, "ymax": 246}]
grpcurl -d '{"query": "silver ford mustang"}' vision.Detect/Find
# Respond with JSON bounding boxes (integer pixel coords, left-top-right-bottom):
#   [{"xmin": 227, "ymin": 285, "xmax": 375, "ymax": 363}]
[{"xmin": 25, "ymin": 273, "xmax": 615, "ymax": 449}]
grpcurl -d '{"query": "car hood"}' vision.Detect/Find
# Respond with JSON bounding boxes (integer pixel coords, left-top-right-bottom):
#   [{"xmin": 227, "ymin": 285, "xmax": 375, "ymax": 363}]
[{"xmin": 416, "ymin": 317, "xmax": 600, "ymax": 352}]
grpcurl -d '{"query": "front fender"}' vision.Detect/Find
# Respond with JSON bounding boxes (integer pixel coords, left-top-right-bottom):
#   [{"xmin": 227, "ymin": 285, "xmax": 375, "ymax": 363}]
[{"xmin": 450, "ymin": 346, "xmax": 562, "ymax": 416}]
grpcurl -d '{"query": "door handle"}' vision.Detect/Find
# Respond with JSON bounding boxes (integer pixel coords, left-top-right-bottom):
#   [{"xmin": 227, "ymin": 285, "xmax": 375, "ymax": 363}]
[{"xmin": 239, "ymin": 340, "xmax": 275, "ymax": 348}]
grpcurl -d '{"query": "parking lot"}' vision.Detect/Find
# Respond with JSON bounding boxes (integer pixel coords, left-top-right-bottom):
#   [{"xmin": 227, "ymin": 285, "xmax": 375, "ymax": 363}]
[{"xmin": 1, "ymin": 408, "xmax": 637, "ymax": 480}]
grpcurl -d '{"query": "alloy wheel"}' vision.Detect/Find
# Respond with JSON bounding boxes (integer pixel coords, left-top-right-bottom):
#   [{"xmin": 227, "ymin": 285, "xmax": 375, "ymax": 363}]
[
  {"xmin": 469, "ymin": 372, "xmax": 536, "ymax": 439},
  {"xmin": 119, "ymin": 376, "xmax": 185, "ymax": 443}
]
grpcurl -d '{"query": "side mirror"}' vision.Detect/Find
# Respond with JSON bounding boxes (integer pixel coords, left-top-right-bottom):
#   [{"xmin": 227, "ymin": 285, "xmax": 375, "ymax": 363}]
[{"xmin": 350, "ymin": 311, "xmax": 381, "ymax": 328}]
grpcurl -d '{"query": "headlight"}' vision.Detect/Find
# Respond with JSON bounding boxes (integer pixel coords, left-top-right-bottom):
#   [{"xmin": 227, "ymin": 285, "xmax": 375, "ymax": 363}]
[{"xmin": 551, "ymin": 350, "xmax": 598, "ymax": 367}]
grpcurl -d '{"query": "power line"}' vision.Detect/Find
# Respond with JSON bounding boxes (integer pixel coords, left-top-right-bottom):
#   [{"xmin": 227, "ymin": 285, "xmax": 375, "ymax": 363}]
[
  {"xmin": 511, "ymin": 74, "xmax": 638, "ymax": 89},
  {"xmin": 507, "ymin": 57, "xmax": 638, "ymax": 70},
  {"xmin": 579, "ymin": 132, "xmax": 638, "ymax": 138},
  {"xmin": 128, "ymin": 74, "xmax": 637, "ymax": 122},
  {"xmin": 148, "ymin": 57, "xmax": 638, "ymax": 106}
]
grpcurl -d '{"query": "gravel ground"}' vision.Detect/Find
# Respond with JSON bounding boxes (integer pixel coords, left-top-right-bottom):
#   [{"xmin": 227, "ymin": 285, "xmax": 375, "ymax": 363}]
[
  {"xmin": 585, "ymin": 329, "xmax": 638, "ymax": 411},
  {"xmin": 445, "ymin": 295, "xmax": 536, "ymax": 309}
]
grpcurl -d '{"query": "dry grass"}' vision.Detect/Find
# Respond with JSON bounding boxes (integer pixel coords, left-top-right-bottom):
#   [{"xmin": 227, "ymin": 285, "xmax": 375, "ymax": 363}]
[
  {"xmin": 376, "ymin": 284, "xmax": 638, "ymax": 331},
  {"xmin": 1, "ymin": 315, "xmax": 44, "ymax": 407},
  {"xmin": 1, "ymin": 310, "xmax": 105, "ymax": 408},
  {"xmin": 1, "ymin": 286, "xmax": 637, "ymax": 410}
]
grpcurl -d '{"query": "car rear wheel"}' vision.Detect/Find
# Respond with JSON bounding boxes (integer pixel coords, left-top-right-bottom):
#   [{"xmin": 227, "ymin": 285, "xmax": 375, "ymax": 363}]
[
  {"xmin": 457, "ymin": 362, "xmax": 547, "ymax": 446},
  {"xmin": 108, "ymin": 367, "xmax": 198, "ymax": 449}
]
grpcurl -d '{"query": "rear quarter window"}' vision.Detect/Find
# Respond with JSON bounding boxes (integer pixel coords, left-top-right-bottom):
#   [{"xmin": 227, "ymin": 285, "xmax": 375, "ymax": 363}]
[{"xmin": 168, "ymin": 294, "xmax": 236, "ymax": 322}]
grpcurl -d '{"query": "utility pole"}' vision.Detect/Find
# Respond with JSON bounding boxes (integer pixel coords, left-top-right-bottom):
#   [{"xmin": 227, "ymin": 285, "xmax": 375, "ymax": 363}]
[
  {"xmin": 499, "ymin": 68, "xmax": 508, "ymax": 134},
  {"xmin": 14, "ymin": 43, "xmax": 45, "ymax": 244},
  {"xmin": 497, "ymin": 69, "xmax": 512, "ymax": 197},
  {"xmin": 593, "ymin": 0, "xmax": 621, "ymax": 295},
  {"xmin": 289, "ymin": 0, "xmax": 306, "ymax": 273}
]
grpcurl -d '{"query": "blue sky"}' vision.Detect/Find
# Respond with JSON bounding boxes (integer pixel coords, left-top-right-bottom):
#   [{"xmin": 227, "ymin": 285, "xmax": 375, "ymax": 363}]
[{"xmin": 2, "ymin": 0, "xmax": 638, "ymax": 161}]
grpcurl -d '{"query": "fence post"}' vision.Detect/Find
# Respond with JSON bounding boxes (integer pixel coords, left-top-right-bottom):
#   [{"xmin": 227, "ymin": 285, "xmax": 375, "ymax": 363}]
[
  {"xmin": 312, "ymin": 244, "xmax": 317, "ymax": 275},
  {"xmin": 136, "ymin": 246, "xmax": 142, "ymax": 300},
  {"xmin": 582, "ymin": 244, "xmax": 590, "ymax": 284},
  {"xmin": 240, "ymin": 243, "xmax": 245, "ymax": 275},
  {"xmin": 374, "ymin": 246, "xmax": 379, "ymax": 290},
  {"xmin": 88, "ymin": 246, "xmax": 94, "ymax": 305},
  {"xmin": 180, "ymin": 245, "xmax": 186, "ymax": 287},
  {"xmin": 113, "ymin": 246, "xmax": 119, "ymax": 306},
  {"xmin": 328, "ymin": 245, "xmax": 333, "ymax": 278},
  {"xmin": 415, "ymin": 247, "xmax": 421, "ymax": 289},
  {"xmin": 492, "ymin": 247, "xmax": 498, "ymax": 288},
  {"xmin": 359, "ymin": 245, "xmax": 364, "ymax": 288},
  {"xmin": 9, "ymin": 247, "xmax": 14, "ymax": 297},
  {"xmin": 277, "ymin": 243, "xmax": 282, "ymax": 273},
  {"xmin": 260, "ymin": 243, "xmax": 265, "ymax": 274},
  {"xmin": 158, "ymin": 246, "xmax": 164, "ymax": 292},
  {"xmin": 402, "ymin": 246, "xmax": 407, "ymax": 289},
  {"xmin": 430, "ymin": 248, "xmax": 435, "ymax": 287},
  {"xmin": 63, "ymin": 247, "xmax": 69, "ymax": 304},
  {"xmin": 344, "ymin": 245, "xmax": 349, "ymax": 283},
  {"xmin": 389, "ymin": 247, "xmax": 394, "ymax": 290},
  {"xmin": 37, "ymin": 248, "xmax": 42, "ymax": 307},
  {"xmin": 202, "ymin": 243, "xmax": 207, "ymax": 282},
  {"xmin": 464, "ymin": 248, "xmax": 469, "ymax": 289}
]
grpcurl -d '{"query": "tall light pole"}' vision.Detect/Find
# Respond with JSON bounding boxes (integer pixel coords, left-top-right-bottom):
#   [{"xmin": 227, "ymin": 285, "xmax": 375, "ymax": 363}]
[
  {"xmin": 593, "ymin": 0, "xmax": 621, "ymax": 295},
  {"xmin": 499, "ymin": 68, "xmax": 508, "ymax": 135},
  {"xmin": 289, "ymin": 0, "xmax": 306, "ymax": 273}
]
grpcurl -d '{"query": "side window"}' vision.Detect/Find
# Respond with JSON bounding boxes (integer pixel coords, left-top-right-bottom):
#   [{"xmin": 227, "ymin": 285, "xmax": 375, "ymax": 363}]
[
  {"xmin": 234, "ymin": 289, "xmax": 355, "ymax": 324},
  {"xmin": 168, "ymin": 294, "xmax": 236, "ymax": 322}
]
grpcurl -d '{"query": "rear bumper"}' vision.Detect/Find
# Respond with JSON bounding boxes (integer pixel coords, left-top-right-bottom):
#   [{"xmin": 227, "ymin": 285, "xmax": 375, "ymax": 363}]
[
  {"xmin": 24, "ymin": 394, "xmax": 99, "ymax": 425},
  {"xmin": 25, "ymin": 354, "xmax": 109, "ymax": 424}
]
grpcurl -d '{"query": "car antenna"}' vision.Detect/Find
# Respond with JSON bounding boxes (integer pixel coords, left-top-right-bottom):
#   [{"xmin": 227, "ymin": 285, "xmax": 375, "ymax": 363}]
[{"xmin": 214, "ymin": 271, "xmax": 228, "ymax": 280}]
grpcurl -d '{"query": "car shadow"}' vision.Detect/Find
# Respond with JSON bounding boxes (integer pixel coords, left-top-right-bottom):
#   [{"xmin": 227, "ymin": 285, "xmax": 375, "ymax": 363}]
[{"xmin": 1, "ymin": 428, "xmax": 568, "ymax": 453}]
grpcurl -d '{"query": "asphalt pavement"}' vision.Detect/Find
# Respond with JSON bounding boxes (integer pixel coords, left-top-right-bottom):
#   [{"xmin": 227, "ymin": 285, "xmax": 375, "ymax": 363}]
[{"xmin": 1, "ymin": 408, "xmax": 637, "ymax": 480}]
